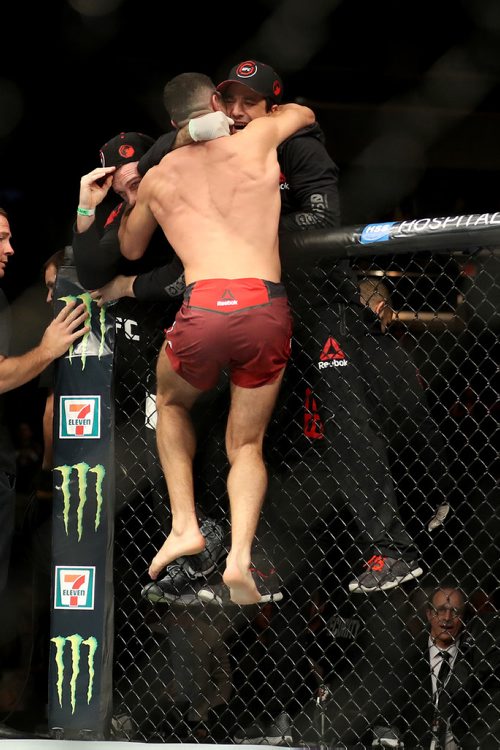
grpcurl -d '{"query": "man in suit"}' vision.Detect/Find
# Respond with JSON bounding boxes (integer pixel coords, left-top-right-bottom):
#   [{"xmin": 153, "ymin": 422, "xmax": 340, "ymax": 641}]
[
  {"xmin": 376, "ymin": 583, "xmax": 500, "ymax": 749},
  {"xmin": 240, "ymin": 583, "xmax": 500, "ymax": 748}
]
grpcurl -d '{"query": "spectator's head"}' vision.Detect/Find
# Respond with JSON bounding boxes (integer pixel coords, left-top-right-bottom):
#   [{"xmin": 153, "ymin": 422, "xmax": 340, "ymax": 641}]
[
  {"xmin": 426, "ymin": 585, "xmax": 467, "ymax": 648},
  {"xmin": 359, "ymin": 277, "xmax": 394, "ymax": 333},
  {"xmin": 42, "ymin": 249, "xmax": 65, "ymax": 304},
  {"xmin": 217, "ymin": 60, "xmax": 283, "ymax": 126},
  {"xmin": 99, "ymin": 132, "xmax": 155, "ymax": 206},
  {"xmin": 0, "ymin": 207, "xmax": 14, "ymax": 279},
  {"xmin": 163, "ymin": 72, "xmax": 222, "ymax": 128}
]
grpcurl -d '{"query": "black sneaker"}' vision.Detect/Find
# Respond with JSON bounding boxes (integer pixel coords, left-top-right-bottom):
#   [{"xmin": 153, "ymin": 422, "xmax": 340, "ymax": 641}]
[
  {"xmin": 142, "ymin": 558, "xmax": 204, "ymax": 604},
  {"xmin": 348, "ymin": 555, "xmax": 423, "ymax": 593},
  {"xmin": 189, "ymin": 517, "xmax": 226, "ymax": 575},
  {"xmin": 234, "ymin": 711, "xmax": 293, "ymax": 745},
  {"xmin": 197, "ymin": 565, "xmax": 283, "ymax": 605},
  {"xmin": 142, "ymin": 517, "xmax": 225, "ymax": 604}
]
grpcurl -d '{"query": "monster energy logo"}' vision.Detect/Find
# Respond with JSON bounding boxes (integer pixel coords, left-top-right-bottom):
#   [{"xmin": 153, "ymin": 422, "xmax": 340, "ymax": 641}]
[
  {"xmin": 54, "ymin": 463, "xmax": 105, "ymax": 541},
  {"xmin": 51, "ymin": 634, "xmax": 98, "ymax": 714},
  {"xmin": 59, "ymin": 292, "xmax": 107, "ymax": 369}
]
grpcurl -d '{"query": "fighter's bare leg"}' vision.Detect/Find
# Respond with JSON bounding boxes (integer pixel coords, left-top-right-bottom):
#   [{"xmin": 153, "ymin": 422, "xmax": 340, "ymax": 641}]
[
  {"xmin": 222, "ymin": 371, "xmax": 284, "ymax": 604},
  {"xmin": 149, "ymin": 348, "xmax": 204, "ymax": 580}
]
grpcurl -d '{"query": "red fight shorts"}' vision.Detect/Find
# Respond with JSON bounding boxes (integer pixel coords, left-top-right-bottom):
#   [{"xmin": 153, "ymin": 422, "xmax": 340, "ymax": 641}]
[{"xmin": 164, "ymin": 278, "xmax": 292, "ymax": 391}]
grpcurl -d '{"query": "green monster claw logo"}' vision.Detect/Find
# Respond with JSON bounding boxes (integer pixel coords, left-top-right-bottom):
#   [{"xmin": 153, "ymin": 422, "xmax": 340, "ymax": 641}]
[
  {"xmin": 54, "ymin": 463, "xmax": 105, "ymax": 541},
  {"xmin": 51, "ymin": 634, "xmax": 98, "ymax": 714},
  {"xmin": 59, "ymin": 293, "xmax": 107, "ymax": 369}
]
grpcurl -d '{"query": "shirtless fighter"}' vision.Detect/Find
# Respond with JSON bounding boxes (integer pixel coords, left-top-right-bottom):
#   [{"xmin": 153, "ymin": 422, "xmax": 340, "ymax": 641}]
[{"xmin": 119, "ymin": 72, "xmax": 314, "ymax": 604}]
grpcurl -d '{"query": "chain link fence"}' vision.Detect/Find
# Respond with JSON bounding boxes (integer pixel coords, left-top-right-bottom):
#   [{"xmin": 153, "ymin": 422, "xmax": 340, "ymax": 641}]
[{"xmin": 110, "ymin": 245, "xmax": 499, "ymax": 748}]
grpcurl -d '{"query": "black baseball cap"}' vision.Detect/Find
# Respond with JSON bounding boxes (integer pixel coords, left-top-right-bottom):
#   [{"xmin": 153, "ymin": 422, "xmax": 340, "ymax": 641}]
[
  {"xmin": 217, "ymin": 60, "xmax": 283, "ymax": 104},
  {"xmin": 99, "ymin": 132, "xmax": 155, "ymax": 168}
]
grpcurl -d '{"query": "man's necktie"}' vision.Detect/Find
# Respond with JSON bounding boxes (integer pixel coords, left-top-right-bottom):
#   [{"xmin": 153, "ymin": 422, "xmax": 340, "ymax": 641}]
[
  {"xmin": 433, "ymin": 651, "xmax": 452, "ymax": 749},
  {"xmin": 436, "ymin": 650, "xmax": 452, "ymax": 699}
]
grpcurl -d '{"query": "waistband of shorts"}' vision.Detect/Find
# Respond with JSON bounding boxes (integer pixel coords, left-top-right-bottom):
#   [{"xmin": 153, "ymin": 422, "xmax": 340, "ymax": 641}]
[{"xmin": 185, "ymin": 278, "xmax": 287, "ymax": 301}]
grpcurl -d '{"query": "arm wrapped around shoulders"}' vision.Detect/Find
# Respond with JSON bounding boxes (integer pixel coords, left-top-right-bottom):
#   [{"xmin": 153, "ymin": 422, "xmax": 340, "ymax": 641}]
[{"xmin": 132, "ymin": 257, "xmax": 186, "ymax": 301}]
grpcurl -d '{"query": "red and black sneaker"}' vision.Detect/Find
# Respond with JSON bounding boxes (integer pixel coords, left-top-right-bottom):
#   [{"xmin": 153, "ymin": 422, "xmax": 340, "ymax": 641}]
[{"xmin": 348, "ymin": 555, "xmax": 423, "ymax": 593}]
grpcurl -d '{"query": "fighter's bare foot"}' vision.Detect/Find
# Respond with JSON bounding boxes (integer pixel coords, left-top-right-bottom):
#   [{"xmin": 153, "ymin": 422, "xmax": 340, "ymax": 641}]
[
  {"xmin": 223, "ymin": 561, "xmax": 261, "ymax": 605},
  {"xmin": 149, "ymin": 530, "xmax": 205, "ymax": 580}
]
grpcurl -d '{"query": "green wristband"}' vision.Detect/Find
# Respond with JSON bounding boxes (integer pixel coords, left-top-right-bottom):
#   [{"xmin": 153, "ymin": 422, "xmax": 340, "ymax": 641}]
[{"xmin": 77, "ymin": 206, "xmax": 95, "ymax": 217}]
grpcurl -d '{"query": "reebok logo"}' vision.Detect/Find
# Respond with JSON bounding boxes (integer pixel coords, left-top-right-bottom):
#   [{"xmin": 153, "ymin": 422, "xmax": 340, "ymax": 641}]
[
  {"xmin": 217, "ymin": 288, "xmax": 238, "ymax": 307},
  {"xmin": 304, "ymin": 387, "xmax": 324, "ymax": 439},
  {"xmin": 318, "ymin": 337, "xmax": 347, "ymax": 369},
  {"xmin": 279, "ymin": 172, "xmax": 289, "ymax": 190}
]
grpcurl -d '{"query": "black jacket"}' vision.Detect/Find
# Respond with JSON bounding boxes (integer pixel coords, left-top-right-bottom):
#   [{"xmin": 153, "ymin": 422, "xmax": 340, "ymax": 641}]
[
  {"xmin": 72, "ymin": 202, "xmax": 185, "ymax": 302},
  {"xmin": 276, "ymin": 122, "xmax": 359, "ymax": 309}
]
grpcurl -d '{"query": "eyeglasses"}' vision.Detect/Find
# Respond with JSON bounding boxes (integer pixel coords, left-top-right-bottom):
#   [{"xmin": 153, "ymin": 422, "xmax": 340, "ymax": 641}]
[{"xmin": 430, "ymin": 605, "xmax": 464, "ymax": 618}]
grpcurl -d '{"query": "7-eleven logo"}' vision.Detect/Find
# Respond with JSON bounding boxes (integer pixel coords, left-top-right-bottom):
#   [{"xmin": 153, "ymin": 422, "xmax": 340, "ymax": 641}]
[
  {"xmin": 60, "ymin": 396, "xmax": 101, "ymax": 439},
  {"xmin": 54, "ymin": 566, "xmax": 95, "ymax": 610},
  {"xmin": 318, "ymin": 338, "xmax": 347, "ymax": 369}
]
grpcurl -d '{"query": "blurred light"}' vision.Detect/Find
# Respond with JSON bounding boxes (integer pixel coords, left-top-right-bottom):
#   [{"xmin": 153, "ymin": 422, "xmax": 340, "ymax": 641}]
[
  {"xmin": 0, "ymin": 79, "xmax": 24, "ymax": 138},
  {"xmin": 67, "ymin": 0, "xmax": 124, "ymax": 17},
  {"xmin": 342, "ymin": 25, "xmax": 499, "ymax": 221},
  {"xmin": 249, "ymin": 0, "xmax": 342, "ymax": 72}
]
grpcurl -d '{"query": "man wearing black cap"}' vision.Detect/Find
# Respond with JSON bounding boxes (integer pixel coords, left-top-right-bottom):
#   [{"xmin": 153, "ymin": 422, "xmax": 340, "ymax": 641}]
[
  {"xmin": 208, "ymin": 59, "xmax": 422, "ymax": 744},
  {"xmin": 215, "ymin": 59, "xmax": 422, "ymax": 596},
  {"xmin": 74, "ymin": 118, "xmax": 232, "ymax": 303},
  {"xmin": 217, "ymin": 60, "xmax": 284, "ymax": 111},
  {"xmin": 73, "ymin": 131, "xmax": 185, "ymax": 301}
]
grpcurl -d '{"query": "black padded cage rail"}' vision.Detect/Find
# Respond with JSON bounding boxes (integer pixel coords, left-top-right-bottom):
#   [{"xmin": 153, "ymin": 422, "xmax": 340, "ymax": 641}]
[{"xmin": 77, "ymin": 216, "xmax": 499, "ymax": 747}]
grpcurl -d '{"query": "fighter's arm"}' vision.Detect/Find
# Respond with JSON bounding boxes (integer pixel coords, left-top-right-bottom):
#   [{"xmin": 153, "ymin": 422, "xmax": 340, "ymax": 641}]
[
  {"xmin": 245, "ymin": 103, "xmax": 315, "ymax": 150},
  {"xmin": 118, "ymin": 174, "xmax": 158, "ymax": 260},
  {"xmin": 138, "ymin": 113, "xmax": 234, "ymax": 174}
]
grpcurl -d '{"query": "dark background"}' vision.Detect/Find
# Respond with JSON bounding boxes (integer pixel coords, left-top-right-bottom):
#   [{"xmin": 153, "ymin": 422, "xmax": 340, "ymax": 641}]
[
  {"xmin": 0, "ymin": 2, "xmax": 499, "ymax": 734},
  {"xmin": 1, "ymin": 0, "xmax": 500, "ymax": 299}
]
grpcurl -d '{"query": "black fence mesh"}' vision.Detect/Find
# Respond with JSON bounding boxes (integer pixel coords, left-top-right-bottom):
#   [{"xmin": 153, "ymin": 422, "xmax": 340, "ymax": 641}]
[{"xmin": 111, "ymin": 247, "xmax": 499, "ymax": 748}]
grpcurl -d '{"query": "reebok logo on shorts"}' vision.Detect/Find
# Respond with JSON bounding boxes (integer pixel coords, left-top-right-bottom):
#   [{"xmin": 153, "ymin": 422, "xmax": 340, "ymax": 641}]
[
  {"xmin": 217, "ymin": 289, "xmax": 238, "ymax": 307},
  {"xmin": 318, "ymin": 337, "xmax": 347, "ymax": 369}
]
